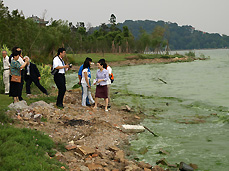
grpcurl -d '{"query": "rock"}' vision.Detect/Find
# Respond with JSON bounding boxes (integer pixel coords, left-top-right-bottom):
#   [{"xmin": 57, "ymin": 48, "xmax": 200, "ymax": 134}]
[
  {"xmin": 152, "ymin": 165, "xmax": 165, "ymax": 171},
  {"xmin": 159, "ymin": 148, "xmax": 170, "ymax": 155},
  {"xmin": 86, "ymin": 163, "xmax": 103, "ymax": 170},
  {"xmin": 138, "ymin": 161, "xmax": 152, "ymax": 169},
  {"xmin": 125, "ymin": 105, "xmax": 131, "ymax": 112},
  {"xmin": 55, "ymin": 152, "xmax": 63, "ymax": 160},
  {"xmin": 114, "ymin": 150, "xmax": 125, "ymax": 162},
  {"xmin": 156, "ymin": 158, "xmax": 169, "ymax": 166},
  {"xmin": 121, "ymin": 125, "xmax": 145, "ymax": 133},
  {"xmin": 80, "ymin": 166, "xmax": 90, "ymax": 171},
  {"xmin": 189, "ymin": 163, "xmax": 198, "ymax": 170},
  {"xmin": 144, "ymin": 168, "xmax": 151, "ymax": 171},
  {"xmin": 108, "ymin": 146, "xmax": 120, "ymax": 152},
  {"xmin": 179, "ymin": 162, "xmax": 194, "ymax": 171},
  {"xmin": 76, "ymin": 146, "xmax": 95, "ymax": 156},
  {"xmin": 8, "ymin": 101, "xmax": 30, "ymax": 110},
  {"xmin": 24, "ymin": 112, "xmax": 33, "ymax": 119},
  {"xmin": 65, "ymin": 144, "xmax": 78, "ymax": 150},
  {"xmin": 125, "ymin": 164, "xmax": 142, "ymax": 171},
  {"xmin": 30, "ymin": 100, "xmax": 53, "ymax": 108}
]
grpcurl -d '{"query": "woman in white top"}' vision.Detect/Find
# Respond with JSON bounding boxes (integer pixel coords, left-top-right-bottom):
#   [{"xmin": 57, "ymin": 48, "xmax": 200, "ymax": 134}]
[{"xmin": 81, "ymin": 60, "xmax": 95, "ymax": 106}]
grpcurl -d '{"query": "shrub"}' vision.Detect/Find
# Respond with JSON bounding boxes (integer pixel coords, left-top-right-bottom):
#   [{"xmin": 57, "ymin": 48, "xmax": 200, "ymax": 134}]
[{"xmin": 185, "ymin": 51, "xmax": 195, "ymax": 57}]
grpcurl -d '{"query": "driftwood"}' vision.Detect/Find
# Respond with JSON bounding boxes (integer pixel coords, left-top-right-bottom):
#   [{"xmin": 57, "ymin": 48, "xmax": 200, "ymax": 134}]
[
  {"xmin": 158, "ymin": 78, "xmax": 167, "ymax": 84},
  {"xmin": 143, "ymin": 126, "xmax": 158, "ymax": 137}
]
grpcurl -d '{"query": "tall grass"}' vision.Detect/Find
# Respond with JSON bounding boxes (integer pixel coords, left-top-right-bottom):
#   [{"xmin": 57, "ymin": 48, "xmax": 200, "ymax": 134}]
[{"xmin": 0, "ymin": 125, "xmax": 66, "ymax": 170}]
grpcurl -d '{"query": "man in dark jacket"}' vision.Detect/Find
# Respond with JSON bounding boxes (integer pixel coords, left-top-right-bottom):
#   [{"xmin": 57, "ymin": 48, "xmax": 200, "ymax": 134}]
[{"xmin": 24, "ymin": 56, "xmax": 48, "ymax": 95}]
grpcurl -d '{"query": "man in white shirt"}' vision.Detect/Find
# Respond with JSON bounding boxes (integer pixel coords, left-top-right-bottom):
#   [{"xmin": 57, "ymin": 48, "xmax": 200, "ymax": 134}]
[
  {"xmin": 2, "ymin": 50, "xmax": 10, "ymax": 94},
  {"xmin": 53, "ymin": 48, "xmax": 70, "ymax": 108}
]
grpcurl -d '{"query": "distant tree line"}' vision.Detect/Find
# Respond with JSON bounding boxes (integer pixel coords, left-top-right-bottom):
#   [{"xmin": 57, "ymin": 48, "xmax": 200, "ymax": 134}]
[
  {"xmin": 117, "ymin": 20, "xmax": 229, "ymax": 50},
  {"xmin": 1, "ymin": 0, "xmax": 229, "ymax": 64}
]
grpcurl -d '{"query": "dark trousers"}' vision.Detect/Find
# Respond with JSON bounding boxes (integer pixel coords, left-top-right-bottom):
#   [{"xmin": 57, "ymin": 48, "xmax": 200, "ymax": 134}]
[
  {"xmin": 26, "ymin": 77, "xmax": 47, "ymax": 94},
  {"xmin": 18, "ymin": 70, "xmax": 24, "ymax": 100},
  {"xmin": 54, "ymin": 73, "xmax": 66, "ymax": 106}
]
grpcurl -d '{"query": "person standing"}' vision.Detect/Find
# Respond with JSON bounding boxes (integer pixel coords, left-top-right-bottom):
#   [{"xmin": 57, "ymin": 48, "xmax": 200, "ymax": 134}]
[
  {"xmin": 9, "ymin": 50, "xmax": 28, "ymax": 103},
  {"xmin": 9, "ymin": 47, "xmax": 25, "ymax": 101},
  {"xmin": 78, "ymin": 57, "xmax": 92, "ymax": 106},
  {"xmin": 24, "ymin": 56, "xmax": 48, "ymax": 96},
  {"xmin": 2, "ymin": 50, "xmax": 10, "ymax": 95},
  {"xmin": 106, "ymin": 64, "xmax": 112, "ymax": 109},
  {"xmin": 93, "ymin": 60, "xmax": 109, "ymax": 111},
  {"xmin": 81, "ymin": 60, "xmax": 95, "ymax": 106},
  {"xmin": 52, "ymin": 48, "xmax": 70, "ymax": 108},
  {"xmin": 97, "ymin": 59, "xmax": 113, "ymax": 109}
]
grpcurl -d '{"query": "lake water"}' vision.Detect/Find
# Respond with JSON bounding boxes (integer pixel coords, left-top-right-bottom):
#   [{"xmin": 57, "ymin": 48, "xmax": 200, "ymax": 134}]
[
  {"xmin": 66, "ymin": 49, "xmax": 229, "ymax": 171},
  {"xmin": 111, "ymin": 49, "xmax": 229, "ymax": 171}
]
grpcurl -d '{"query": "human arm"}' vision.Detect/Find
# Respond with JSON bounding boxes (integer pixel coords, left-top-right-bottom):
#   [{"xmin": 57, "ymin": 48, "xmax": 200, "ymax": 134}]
[{"xmin": 84, "ymin": 71, "xmax": 90, "ymax": 88}]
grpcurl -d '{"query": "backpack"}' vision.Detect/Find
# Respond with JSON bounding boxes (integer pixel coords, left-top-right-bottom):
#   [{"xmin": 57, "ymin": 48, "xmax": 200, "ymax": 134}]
[{"xmin": 110, "ymin": 73, "xmax": 114, "ymax": 83}]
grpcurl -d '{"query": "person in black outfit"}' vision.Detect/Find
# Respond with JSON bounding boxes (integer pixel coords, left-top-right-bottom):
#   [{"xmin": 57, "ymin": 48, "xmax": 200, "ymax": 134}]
[
  {"xmin": 24, "ymin": 56, "xmax": 48, "ymax": 95},
  {"xmin": 53, "ymin": 48, "xmax": 70, "ymax": 108}
]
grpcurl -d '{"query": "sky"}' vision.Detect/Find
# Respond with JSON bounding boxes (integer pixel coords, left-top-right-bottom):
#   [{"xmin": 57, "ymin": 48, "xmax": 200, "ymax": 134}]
[{"xmin": 3, "ymin": 0, "xmax": 229, "ymax": 35}]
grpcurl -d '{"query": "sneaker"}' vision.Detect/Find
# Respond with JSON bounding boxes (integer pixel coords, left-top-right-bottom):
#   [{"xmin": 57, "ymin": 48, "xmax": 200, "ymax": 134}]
[{"xmin": 86, "ymin": 104, "xmax": 91, "ymax": 106}]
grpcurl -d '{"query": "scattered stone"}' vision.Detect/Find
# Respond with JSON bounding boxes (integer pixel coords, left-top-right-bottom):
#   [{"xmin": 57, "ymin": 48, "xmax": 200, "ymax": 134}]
[
  {"xmin": 108, "ymin": 146, "xmax": 120, "ymax": 152},
  {"xmin": 138, "ymin": 161, "xmax": 152, "ymax": 169},
  {"xmin": 80, "ymin": 166, "xmax": 90, "ymax": 171},
  {"xmin": 179, "ymin": 162, "xmax": 194, "ymax": 171},
  {"xmin": 152, "ymin": 165, "xmax": 165, "ymax": 171},
  {"xmin": 156, "ymin": 158, "xmax": 169, "ymax": 166},
  {"xmin": 134, "ymin": 115, "xmax": 141, "ymax": 119},
  {"xmin": 144, "ymin": 168, "xmax": 151, "ymax": 171},
  {"xmin": 76, "ymin": 146, "xmax": 95, "ymax": 156},
  {"xmin": 114, "ymin": 150, "xmax": 125, "ymax": 162},
  {"xmin": 30, "ymin": 100, "xmax": 53, "ymax": 108},
  {"xmin": 86, "ymin": 163, "xmax": 103, "ymax": 170},
  {"xmin": 60, "ymin": 166, "xmax": 66, "ymax": 170},
  {"xmin": 8, "ymin": 101, "xmax": 30, "ymax": 110},
  {"xmin": 125, "ymin": 105, "xmax": 131, "ymax": 112},
  {"xmin": 159, "ymin": 148, "xmax": 170, "ymax": 155},
  {"xmin": 65, "ymin": 144, "xmax": 78, "ymax": 151},
  {"xmin": 189, "ymin": 163, "xmax": 198, "ymax": 170}
]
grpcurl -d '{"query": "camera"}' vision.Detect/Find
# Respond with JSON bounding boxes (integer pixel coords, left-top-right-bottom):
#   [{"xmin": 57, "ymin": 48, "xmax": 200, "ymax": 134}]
[{"xmin": 69, "ymin": 64, "xmax": 72, "ymax": 68}]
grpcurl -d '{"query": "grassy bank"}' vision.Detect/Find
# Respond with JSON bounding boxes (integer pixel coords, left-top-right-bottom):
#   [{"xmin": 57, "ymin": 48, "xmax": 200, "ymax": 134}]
[
  {"xmin": 67, "ymin": 53, "xmax": 137, "ymax": 64},
  {"xmin": 67, "ymin": 52, "xmax": 195, "ymax": 65},
  {"xmin": 0, "ymin": 90, "xmax": 67, "ymax": 170}
]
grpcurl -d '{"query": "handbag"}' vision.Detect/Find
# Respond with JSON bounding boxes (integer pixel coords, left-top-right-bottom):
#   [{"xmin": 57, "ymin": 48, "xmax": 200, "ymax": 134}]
[
  {"xmin": 11, "ymin": 75, "xmax": 21, "ymax": 83},
  {"xmin": 51, "ymin": 68, "xmax": 59, "ymax": 75}
]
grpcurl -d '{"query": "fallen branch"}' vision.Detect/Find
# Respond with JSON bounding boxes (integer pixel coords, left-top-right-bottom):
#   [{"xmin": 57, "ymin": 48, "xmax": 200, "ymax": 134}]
[
  {"xmin": 158, "ymin": 78, "xmax": 167, "ymax": 84},
  {"xmin": 143, "ymin": 126, "xmax": 158, "ymax": 137}
]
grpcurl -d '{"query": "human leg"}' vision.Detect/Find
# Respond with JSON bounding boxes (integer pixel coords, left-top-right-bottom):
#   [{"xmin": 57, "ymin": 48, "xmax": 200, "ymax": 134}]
[
  {"xmin": 81, "ymin": 83, "xmax": 88, "ymax": 106},
  {"xmin": 3, "ymin": 70, "xmax": 10, "ymax": 94},
  {"xmin": 105, "ymin": 98, "xmax": 108, "ymax": 111},
  {"xmin": 26, "ymin": 78, "xmax": 32, "ymax": 94},
  {"xmin": 54, "ymin": 74, "xmax": 66, "ymax": 107},
  {"xmin": 33, "ymin": 79, "xmax": 48, "ymax": 94}
]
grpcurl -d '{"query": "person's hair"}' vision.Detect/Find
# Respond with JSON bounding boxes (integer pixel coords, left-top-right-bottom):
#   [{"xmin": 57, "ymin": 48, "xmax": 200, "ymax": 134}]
[
  {"xmin": 57, "ymin": 48, "xmax": 66, "ymax": 55},
  {"xmin": 12, "ymin": 46, "xmax": 21, "ymax": 55},
  {"xmin": 2, "ymin": 50, "xmax": 7, "ymax": 54},
  {"xmin": 98, "ymin": 58, "xmax": 105, "ymax": 63},
  {"xmin": 85, "ymin": 57, "xmax": 92, "ymax": 62},
  {"xmin": 12, "ymin": 50, "xmax": 20, "ymax": 57},
  {"xmin": 83, "ymin": 59, "xmax": 90, "ymax": 69},
  {"xmin": 98, "ymin": 59, "xmax": 107, "ymax": 69}
]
